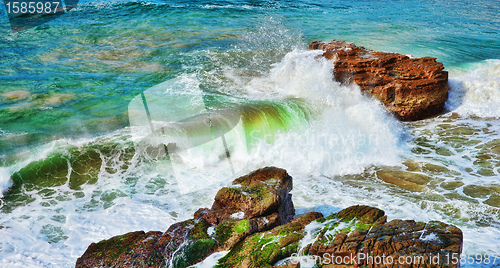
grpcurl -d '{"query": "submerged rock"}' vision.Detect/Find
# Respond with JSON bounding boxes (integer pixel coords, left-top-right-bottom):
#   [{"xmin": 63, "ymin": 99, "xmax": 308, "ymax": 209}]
[
  {"xmin": 76, "ymin": 169, "xmax": 462, "ymax": 268},
  {"xmin": 376, "ymin": 169, "xmax": 432, "ymax": 192},
  {"xmin": 310, "ymin": 40, "xmax": 449, "ymax": 121},
  {"xmin": 1, "ymin": 90, "xmax": 30, "ymax": 102}
]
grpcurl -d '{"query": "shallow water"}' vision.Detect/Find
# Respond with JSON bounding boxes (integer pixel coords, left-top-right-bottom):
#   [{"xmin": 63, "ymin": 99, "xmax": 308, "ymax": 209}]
[{"xmin": 1, "ymin": 0, "xmax": 499, "ymax": 267}]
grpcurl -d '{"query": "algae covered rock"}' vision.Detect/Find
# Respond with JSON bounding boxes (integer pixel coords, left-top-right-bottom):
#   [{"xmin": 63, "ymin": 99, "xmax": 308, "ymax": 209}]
[
  {"xmin": 215, "ymin": 212, "xmax": 323, "ymax": 268},
  {"xmin": 216, "ymin": 205, "xmax": 462, "ymax": 268},
  {"xmin": 76, "ymin": 166, "xmax": 295, "ymax": 268},
  {"xmin": 157, "ymin": 218, "xmax": 216, "ymax": 267},
  {"xmin": 200, "ymin": 166, "xmax": 295, "ymax": 226},
  {"xmin": 290, "ymin": 205, "xmax": 462, "ymax": 268}
]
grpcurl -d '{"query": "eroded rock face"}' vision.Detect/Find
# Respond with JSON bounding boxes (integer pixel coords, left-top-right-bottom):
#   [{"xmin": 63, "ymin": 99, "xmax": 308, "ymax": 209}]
[
  {"xmin": 198, "ymin": 166, "xmax": 294, "ymax": 227},
  {"xmin": 75, "ymin": 231, "xmax": 164, "ymax": 268},
  {"xmin": 215, "ymin": 212, "xmax": 324, "ymax": 268},
  {"xmin": 310, "ymin": 40, "xmax": 449, "ymax": 121}
]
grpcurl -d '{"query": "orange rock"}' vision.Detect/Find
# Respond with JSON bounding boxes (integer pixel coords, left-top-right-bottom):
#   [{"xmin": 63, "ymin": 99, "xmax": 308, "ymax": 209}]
[{"xmin": 310, "ymin": 40, "xmax": 449, "ymax": 121}]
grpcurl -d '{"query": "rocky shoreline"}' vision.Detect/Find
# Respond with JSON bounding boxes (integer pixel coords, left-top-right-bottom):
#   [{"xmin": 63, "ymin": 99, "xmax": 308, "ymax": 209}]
[
  {"xmin": 76, "ymin": 167, "xmax": 462, "ymax": 268},
  {"xmin": 76, "ymin": 42, "xmax": 458, "ymax": 267},
  {"xmin": 310, "ymin": 40, "xmax": 449, "ymax": 121}
]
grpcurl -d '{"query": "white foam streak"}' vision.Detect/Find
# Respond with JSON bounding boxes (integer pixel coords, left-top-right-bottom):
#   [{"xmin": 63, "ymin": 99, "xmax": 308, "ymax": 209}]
[
  {"xmin": 188, "ymin": 251, "xmax": 229, "ymax": 268},
  {"xmin": 0, "ymin": 200, "xmax": 174, "ymax": 268}
]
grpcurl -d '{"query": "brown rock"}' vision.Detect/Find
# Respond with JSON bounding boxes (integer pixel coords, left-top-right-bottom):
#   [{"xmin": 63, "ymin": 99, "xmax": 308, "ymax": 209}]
[
  {"xmin": 75, "ymin": 231, "xmax": 164, "ymax": 268},
  {"xmin": 376, "ymin": 169, "xmax": 432, "ymax": 192},
  {"xmin": 310, "ymin": 40, "xmax": 449, "ymax": 121},
  {"xmin": 199, "ymin": 166, "xmax": 294, "ymax": 226},
  {"xmin": 216, "ymin": 212, "xmax": 324, "ymax": 268},
  {"xmin": 76, "ymin": 170, "xmax": 463, "ymax": 268},
  {"xmin": 306, "ymin": 206, "xmax": 462, "ymax": 268}
]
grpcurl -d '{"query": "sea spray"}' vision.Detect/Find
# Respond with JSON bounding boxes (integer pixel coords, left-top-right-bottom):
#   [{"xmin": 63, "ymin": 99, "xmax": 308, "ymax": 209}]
[
  {"xmin": 240, "ymin": 49, "xmax": 404, "ymax": 177},
  {"xmin": 0, "ymin": 167, "xmax": 13, "ymax": 199},
  {"xmin": 446, "ymin": 59, "xmax": 500, "ymax": 117}
]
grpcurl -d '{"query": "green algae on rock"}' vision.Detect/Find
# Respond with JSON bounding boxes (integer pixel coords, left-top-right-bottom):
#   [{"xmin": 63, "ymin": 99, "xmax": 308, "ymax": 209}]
[
  {"xmin": 215, "ymin": 212, "xmax": 323, "ymax": 268},
  {"xmin": 76, "ymin": 167, "xmax": 295, "ymax": 268}
]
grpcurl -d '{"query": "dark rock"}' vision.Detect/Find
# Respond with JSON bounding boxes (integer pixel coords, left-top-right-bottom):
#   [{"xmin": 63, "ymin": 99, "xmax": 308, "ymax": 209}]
[
  {"xmin": 303, "ymin": 205, "xmax": 462, "ymax": 268},
  {"xmin": 310, "ymin": 40, "xmax": 449, "ymax": 121},
  {"xmin": 216, "ymin": 205, "xmax": 462, "ymax": 267},
  {"xmin": 202, "ymin": 166, "xmax": 294, "ymax": 226},
  {"xmin": 158, "ymin": 218, "xmax": 216, "ymax": 267}
]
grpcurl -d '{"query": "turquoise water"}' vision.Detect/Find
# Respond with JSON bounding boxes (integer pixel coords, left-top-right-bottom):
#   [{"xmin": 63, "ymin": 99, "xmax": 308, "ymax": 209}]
[{"xmin": 0, "ymin": 0, "xmax": 499, "ymax": 267}]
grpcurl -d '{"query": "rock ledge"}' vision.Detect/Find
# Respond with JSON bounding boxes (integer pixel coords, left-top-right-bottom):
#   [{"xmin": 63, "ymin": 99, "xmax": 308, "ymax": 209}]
[{"xmin": 310, "ymin": 40, "xmax": 449, "ymax": 121}]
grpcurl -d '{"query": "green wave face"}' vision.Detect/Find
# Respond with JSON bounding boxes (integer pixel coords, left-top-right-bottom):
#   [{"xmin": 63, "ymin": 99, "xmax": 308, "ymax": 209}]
[{"xmin": 2, "ymin": 140, "xmax": 136, "ymax": 213}]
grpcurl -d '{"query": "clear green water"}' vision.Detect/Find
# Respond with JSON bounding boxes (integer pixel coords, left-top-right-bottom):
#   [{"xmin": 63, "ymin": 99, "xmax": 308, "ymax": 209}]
[{"xmin": 0, "ymin": 0, "xmax": 499, "ymax": 267}]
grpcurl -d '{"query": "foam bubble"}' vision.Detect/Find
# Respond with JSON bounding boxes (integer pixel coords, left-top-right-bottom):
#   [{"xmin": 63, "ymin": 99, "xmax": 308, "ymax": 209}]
[{"xmin": 0, "ymin": 130, "xmax": 209, "ymax": 267}]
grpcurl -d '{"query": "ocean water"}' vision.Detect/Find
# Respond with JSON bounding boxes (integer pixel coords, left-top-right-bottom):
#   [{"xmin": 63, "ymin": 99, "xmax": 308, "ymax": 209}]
[{"xmin": 0, "ymin": 0, "xmax": 499, "ymax": 267}]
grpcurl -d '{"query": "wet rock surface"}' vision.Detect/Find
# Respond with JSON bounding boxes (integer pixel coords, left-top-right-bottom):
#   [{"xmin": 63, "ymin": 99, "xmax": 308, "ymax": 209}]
[
  {"xmin": 216, "ymin": 211, "xmax": 324, "ymax": 268},
  {"xmin": 198, "ymin": 166, "xmax": 294, "ymax": 227},
  {"xmin": 305, "ymin": 206, "xmax": 462, "ymax": 268},
  {"xmin": 310, "ymin": 40, "xmax": 449, "ymax": 121},
  {"xmin": 75, "ymin": 231, "xmax": 164, "ymax": 268},
  {"xmin": 76, "ymin": 168, "xmax": 462, "ymax": 268}
]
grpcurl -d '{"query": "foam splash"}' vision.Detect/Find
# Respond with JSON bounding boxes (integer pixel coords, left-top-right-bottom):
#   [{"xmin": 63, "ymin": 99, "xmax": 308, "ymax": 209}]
[
  {"xmin": 188, "ymin": 251, "xmax": 229, "ymax": 268},
  {"xmin": 0, "ymin": 167, "xmax": 13, "ymax": 199},
  {"xmin": 0, "ymin": 49, "xmax": 405, "ymax": 267},
  {"xmin": 291, "ymin": 171, "xmax": 500, "ymax": 265},
  {"xmin": 241, "ymin": 49, "xmax": 404, "ymax": 177},
  {"xmin": 446, "ymin": 59, "xmax": 500, "ymax": 118},
  {"xmin": 2, "ymin": 50, "xmax": 497, "ymax": 267},
  {"xmin": 0, "ymin": 132, "xmax": 207, "ymax": 267}
]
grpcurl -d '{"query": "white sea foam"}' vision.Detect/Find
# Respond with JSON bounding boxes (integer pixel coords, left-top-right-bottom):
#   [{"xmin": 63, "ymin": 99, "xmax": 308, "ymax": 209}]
[
  {"xmin": 230, "ymin": 212, "xmax": 245, "ymax": 219},
  {"xmin": 242, "ymin": 49, "xmax": 404, "ymax": 177},
  {"xmin": 0, "ymin": 132, "xmax": 213, "ymax": 268},
  {"xmin": 446, "ymin": 59, "xmax": 500, "ymax": 117},
  {"xmin": 291, "ymin": 168, "xmax": 500, "ymax": 265},
  {"xmin": 0, "ymin": 167, "xmax": 13, "ymax": 199},
  {"xmin": 421, "ymin": 232, "xmax": 439, "ymax": 242},
  {"xmin": 188, "ymin": 251, "xmax": 229, "ymax": 268}
]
